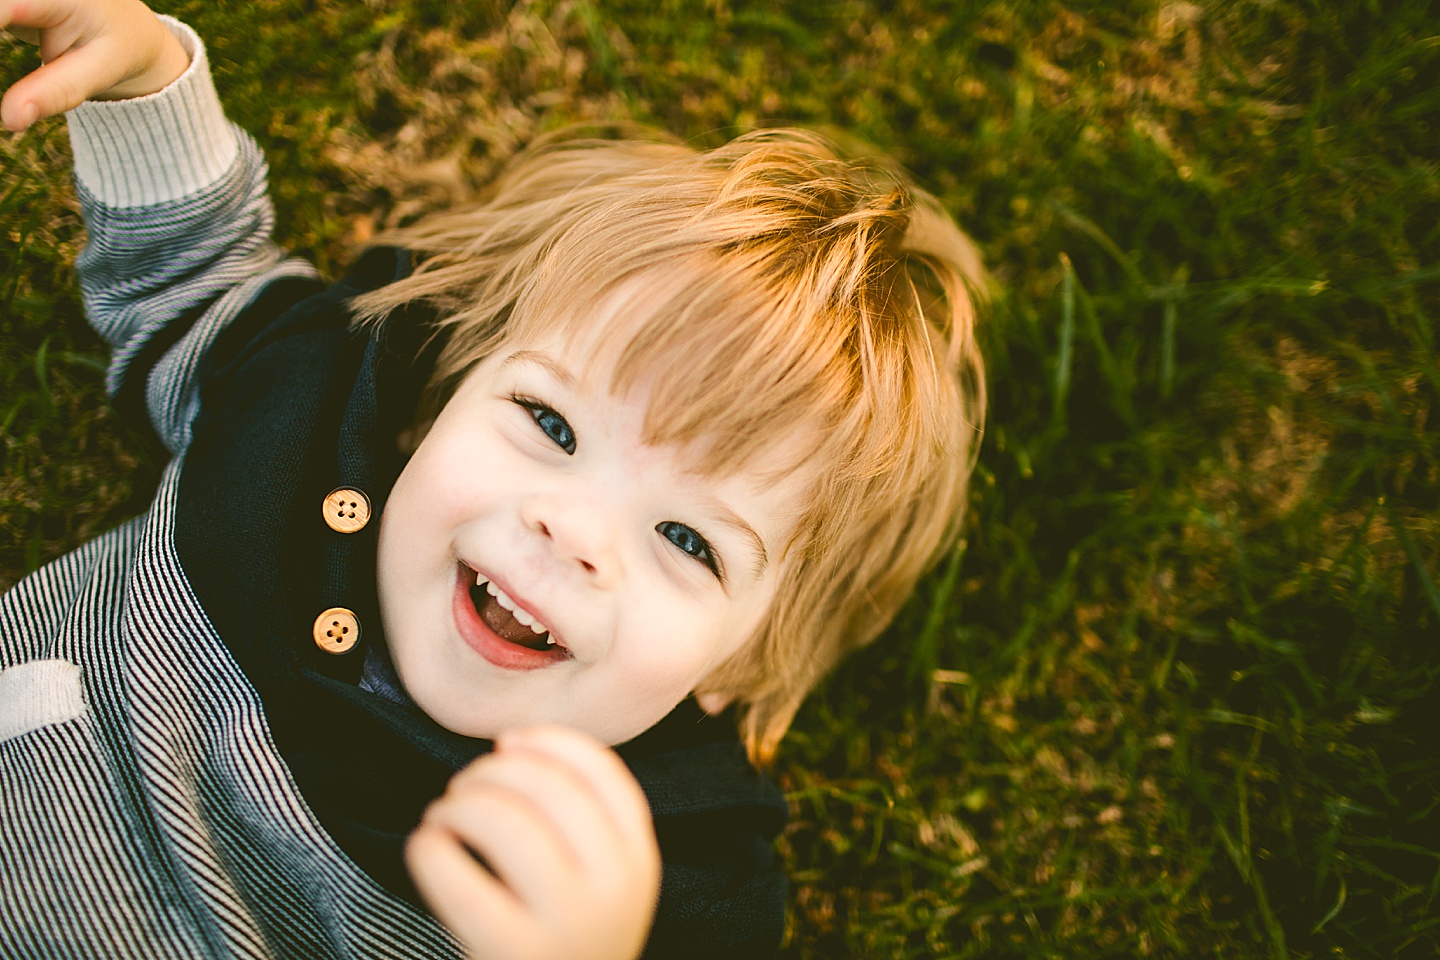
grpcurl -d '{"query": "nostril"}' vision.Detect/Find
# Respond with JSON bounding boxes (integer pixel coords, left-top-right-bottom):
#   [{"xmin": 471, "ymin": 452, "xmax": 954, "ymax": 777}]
[{"xmin": 580, "ymin": 559, "xmax": 596, "ymax": 575}]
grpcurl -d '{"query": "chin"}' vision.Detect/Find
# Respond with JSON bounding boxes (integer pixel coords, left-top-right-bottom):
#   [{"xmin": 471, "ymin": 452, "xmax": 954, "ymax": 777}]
[{"xmin": 412, "ymin": 684, "xmax": 560, "ymax": 742}]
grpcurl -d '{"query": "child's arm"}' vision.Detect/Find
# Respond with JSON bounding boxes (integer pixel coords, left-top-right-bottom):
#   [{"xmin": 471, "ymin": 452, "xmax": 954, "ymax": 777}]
[
  {"xmin": 3, "ymin": 0, "xmax": 322, "ymax": 452},
  {"xmin": 407, "ymin": 726, "xmax": 662, "ymax": 960}
]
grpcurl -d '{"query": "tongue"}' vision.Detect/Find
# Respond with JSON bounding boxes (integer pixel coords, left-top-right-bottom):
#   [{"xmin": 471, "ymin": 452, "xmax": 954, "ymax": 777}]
[{"xmin": 471, "ymin": 583, "xmax": 552, "ymax": 650}]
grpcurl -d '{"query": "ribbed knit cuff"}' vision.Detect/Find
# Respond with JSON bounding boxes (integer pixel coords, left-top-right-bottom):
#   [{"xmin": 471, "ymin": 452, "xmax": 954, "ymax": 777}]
[{"xmin": 65, "ymin": 16, "xmax": 240, "ymax": 209}]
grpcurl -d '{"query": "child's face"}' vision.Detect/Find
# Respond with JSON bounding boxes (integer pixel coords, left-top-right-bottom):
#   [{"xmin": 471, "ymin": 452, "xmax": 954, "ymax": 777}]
[{"xmin": 376, "ymin": 297, "xmax": 811, "ymax": 746}]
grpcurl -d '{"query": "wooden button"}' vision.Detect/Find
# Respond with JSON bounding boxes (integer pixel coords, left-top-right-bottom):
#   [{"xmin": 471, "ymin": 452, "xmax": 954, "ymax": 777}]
[
  {"xmin": 323, "ymin": 487, "xmax": 371, "ymax": 534},
  {"xmin": 313, "ymin": 607, "xmax": 361, "ymax": 654}
]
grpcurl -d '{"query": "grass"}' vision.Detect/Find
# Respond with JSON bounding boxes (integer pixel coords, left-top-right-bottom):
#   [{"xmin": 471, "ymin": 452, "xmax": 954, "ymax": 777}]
[{"xmin": 3, "ymin": 0, "xmax": 1437, "ymax": 956}]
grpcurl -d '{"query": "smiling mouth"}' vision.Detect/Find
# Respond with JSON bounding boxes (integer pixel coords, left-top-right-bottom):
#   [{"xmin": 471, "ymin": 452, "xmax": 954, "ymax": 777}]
[
  {"xmin": 452, "ymin": 564, "xmax": 571, "ymax": 669},
  {"xmin": 468, "ymin": 572, "xmax": 558, "ymax": 652}
]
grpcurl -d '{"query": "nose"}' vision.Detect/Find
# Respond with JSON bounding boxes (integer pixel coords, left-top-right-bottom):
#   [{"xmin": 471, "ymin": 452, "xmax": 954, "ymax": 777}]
[{"xmin": 519, "ymin": 493, "xmax": 621, "ymax": 585}]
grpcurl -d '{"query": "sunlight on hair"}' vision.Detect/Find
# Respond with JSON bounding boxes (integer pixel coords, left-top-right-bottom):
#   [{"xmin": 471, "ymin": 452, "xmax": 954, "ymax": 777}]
[{"xmin": 349, "ymin": 128, "xmax": 988, "ymax": 764}]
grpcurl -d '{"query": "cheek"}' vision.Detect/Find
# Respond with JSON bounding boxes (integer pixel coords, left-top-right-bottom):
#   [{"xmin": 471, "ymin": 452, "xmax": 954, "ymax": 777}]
[
  {"xmin": 633, "ymin": 590, "xmax": 773, "ymax": 690},
  {"xmin": 380, "ymin": 442, "xmax": 478, "ymax": 571},
  {"xmin": 381, "ymin": 459, "xmax": 438, "ymax": 544},
  {"xmin": 393, "ymin": 429, "xmax": 495, "ymax": 517},
  {"xmin": 709, "ymin": 579, "xmax": 781, "ymax": 669}
]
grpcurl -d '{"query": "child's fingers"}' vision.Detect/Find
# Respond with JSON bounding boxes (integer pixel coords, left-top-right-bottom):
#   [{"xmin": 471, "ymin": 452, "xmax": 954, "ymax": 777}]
[
  {"xmin": 421, "ymin": 780, "xmax": 578, "ymax": 907},
  {"xmin": 496, "ymin": 726, "xmax": 659, "ymax": 856},
  {"xmin": 451, "ymin": 748, "xmax": 635, "ymax": 878},
  {"xmin": 1, "ymin": 0, "xmax": 93, "ymax": 56},
  {"xmin": 0, "ymin": 0, "xmax": 78, "ymax": 130},
  {"xmin": 405, "ymin": 824, "xmax": 536, "ymax": 955},
  {"xmin": 3, "ymin": 36, "xmax": 123, "ymax": 130},
  {"xmin": 413, "ymin": 737, "xmax": 661, "ymax": 960},
  {"xmin": 2, "ymin": 0, "xmax": 79, "ymax": 29}
]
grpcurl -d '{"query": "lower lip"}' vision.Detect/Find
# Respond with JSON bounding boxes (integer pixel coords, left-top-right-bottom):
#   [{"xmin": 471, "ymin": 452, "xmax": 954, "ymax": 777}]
[{"xmin": 452, "ymin": 565, "xmax": 569, "ymax": 671}]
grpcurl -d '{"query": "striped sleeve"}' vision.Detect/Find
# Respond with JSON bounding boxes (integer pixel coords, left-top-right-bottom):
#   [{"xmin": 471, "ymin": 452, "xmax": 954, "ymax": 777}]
[{"xmin": 64, "ymin": 15, "xmax": 321, "ymax": 454}]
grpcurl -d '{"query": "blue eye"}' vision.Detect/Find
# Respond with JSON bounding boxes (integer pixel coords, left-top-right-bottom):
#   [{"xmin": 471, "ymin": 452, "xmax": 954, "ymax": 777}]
[
  {"xmin": 515, "ymin": 398, "xmax": 576, "ymax": 454},
  {"xmin": 657, "ymin": 521, "xmax": 723, "ymax": 581}
]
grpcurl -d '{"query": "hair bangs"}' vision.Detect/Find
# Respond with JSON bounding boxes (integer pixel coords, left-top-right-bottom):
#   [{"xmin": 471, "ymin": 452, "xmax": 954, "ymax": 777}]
[{"xmin": 618, "ymin": 267, "xmax": 860, "ymax": 483}]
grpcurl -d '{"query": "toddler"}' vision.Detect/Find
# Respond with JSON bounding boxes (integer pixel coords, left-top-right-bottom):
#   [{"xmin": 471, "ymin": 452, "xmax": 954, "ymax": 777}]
[{"xmin": 0, "ymin": 1, "xmax": 985, "ymax": 957}]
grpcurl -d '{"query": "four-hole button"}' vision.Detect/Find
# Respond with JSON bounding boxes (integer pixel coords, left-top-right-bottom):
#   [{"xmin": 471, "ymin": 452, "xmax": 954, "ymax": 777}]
[
  {"xmin": 313, "ymin": 607, "xmax": 361, "ymax": 654},
  {"xmin": 323, "ymin": 487, "xmax": 371, "ymax": 534}
]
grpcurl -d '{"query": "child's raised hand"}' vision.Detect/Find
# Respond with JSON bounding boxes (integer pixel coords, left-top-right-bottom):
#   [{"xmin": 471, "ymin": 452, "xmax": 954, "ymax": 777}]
[
  {"xmin": 407, "ymin": 726, "xmax": 662, "ymax": 960},
  {"xmin": 1, "ymin": 0, "xmax": 190, "ymax": 132}
]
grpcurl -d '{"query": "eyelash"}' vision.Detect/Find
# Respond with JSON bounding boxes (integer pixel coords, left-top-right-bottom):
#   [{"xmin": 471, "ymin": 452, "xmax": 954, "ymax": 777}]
[
  {"xmin": 509, "ymin": 395, "xmax": 726, "ymax": 582},
  {"xmin": 512, "ymin": 395, "xmax": 576, "ymax": 454}
]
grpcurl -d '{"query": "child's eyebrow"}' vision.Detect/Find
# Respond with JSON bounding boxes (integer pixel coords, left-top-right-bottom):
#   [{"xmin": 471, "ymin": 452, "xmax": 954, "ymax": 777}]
[
  {"xmin": 499, "ymin": 349, "xmax": 577, "ymax": 387},
  {"xmin": 713, "ymin": 506, "xmax": 769, "ymax": 580}
]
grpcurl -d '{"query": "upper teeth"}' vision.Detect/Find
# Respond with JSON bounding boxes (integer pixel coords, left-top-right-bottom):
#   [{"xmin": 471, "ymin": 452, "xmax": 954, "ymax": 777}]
[{"xmin": 476, "ymin": 574, "xmax": 554, "ymax": 642}]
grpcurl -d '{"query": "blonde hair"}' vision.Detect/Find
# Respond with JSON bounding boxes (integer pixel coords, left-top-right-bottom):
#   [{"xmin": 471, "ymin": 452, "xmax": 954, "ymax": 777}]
[{"xmin": 349, "ymin": 129, "xmax": 986, "ymax": 764}]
